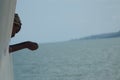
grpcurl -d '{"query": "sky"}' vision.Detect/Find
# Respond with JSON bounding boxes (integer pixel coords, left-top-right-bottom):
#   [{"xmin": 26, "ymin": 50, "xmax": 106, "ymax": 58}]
[{"xmin": 11, "ymin": 0, "xmax": 120, "ymax": 43}]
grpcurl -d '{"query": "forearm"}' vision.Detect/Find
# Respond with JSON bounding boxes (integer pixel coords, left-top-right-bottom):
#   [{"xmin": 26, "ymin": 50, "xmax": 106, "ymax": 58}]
[
  {"xmin": 9, "ymin": 41, "xmax": 38, "ymax": 53},
  {"xmin": 9, "ymin": 42, "xmax": 27, "ymax": 53}
]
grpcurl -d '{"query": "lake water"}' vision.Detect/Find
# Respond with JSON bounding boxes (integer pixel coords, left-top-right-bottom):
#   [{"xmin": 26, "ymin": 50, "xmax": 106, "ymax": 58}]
[{"xmin": 13, "ymin": 38, "xmax": 120, "ymax": 80}]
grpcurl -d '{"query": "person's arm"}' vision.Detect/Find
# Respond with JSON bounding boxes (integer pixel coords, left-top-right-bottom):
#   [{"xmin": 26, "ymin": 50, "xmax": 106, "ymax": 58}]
[{"xmin": 9, "ymin": 41, "xmax": 38, "ymax": 53}]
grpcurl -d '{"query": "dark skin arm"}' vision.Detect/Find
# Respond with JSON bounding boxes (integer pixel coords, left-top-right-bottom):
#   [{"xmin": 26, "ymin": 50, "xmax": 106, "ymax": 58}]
[{"xmin": 9, "ymin": 41, "xmax": 38, "ymax": 53}]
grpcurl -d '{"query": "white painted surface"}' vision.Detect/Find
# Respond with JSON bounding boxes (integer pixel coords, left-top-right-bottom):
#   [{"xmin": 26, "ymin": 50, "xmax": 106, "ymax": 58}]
[{"xmin": 0, "ymin": 0, "xmax": 17, "ymax": 80}]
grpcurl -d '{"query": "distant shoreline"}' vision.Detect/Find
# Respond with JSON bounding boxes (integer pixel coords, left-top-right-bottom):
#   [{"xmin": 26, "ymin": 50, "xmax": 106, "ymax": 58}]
[{"xmin": 74, "ymin": 31, "xmax": 120, "ymax": 40}]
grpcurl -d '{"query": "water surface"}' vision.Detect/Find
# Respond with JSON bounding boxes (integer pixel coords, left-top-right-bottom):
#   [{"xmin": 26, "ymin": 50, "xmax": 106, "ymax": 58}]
[{"xmin": 13, "ymin": 38, "xmax": 120, "ymax": 80}]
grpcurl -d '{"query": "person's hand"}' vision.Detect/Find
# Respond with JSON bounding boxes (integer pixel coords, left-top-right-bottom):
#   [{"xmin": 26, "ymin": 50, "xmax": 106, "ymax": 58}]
[{"xmin": 25, "ymin": 41, "xmax": 38, "ymax": 50}]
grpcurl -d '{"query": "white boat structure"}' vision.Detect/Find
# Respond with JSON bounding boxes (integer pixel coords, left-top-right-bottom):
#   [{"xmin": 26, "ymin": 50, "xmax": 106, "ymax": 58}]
[{"xmin": 0, "ymin": 0, "xmax": 17, "ymax": 80}]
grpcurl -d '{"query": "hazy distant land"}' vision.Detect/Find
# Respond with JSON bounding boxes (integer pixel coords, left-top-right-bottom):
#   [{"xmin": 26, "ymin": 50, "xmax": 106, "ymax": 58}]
[{"xmin": 75, "ymin": 31, "xmax": 120, "ymax": 40}]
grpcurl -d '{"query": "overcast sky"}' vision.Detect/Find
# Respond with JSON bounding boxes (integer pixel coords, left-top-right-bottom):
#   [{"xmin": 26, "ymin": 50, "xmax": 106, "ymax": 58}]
[{"xmin": 11, "ymin": 0, "xmax": 120, "ymax": 43}]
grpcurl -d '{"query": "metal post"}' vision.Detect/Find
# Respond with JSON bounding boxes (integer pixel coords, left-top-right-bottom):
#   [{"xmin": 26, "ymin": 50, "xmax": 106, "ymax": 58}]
[{"xmin": 0, "ymin": 0, "xmax": 17, "ymax": 80}]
